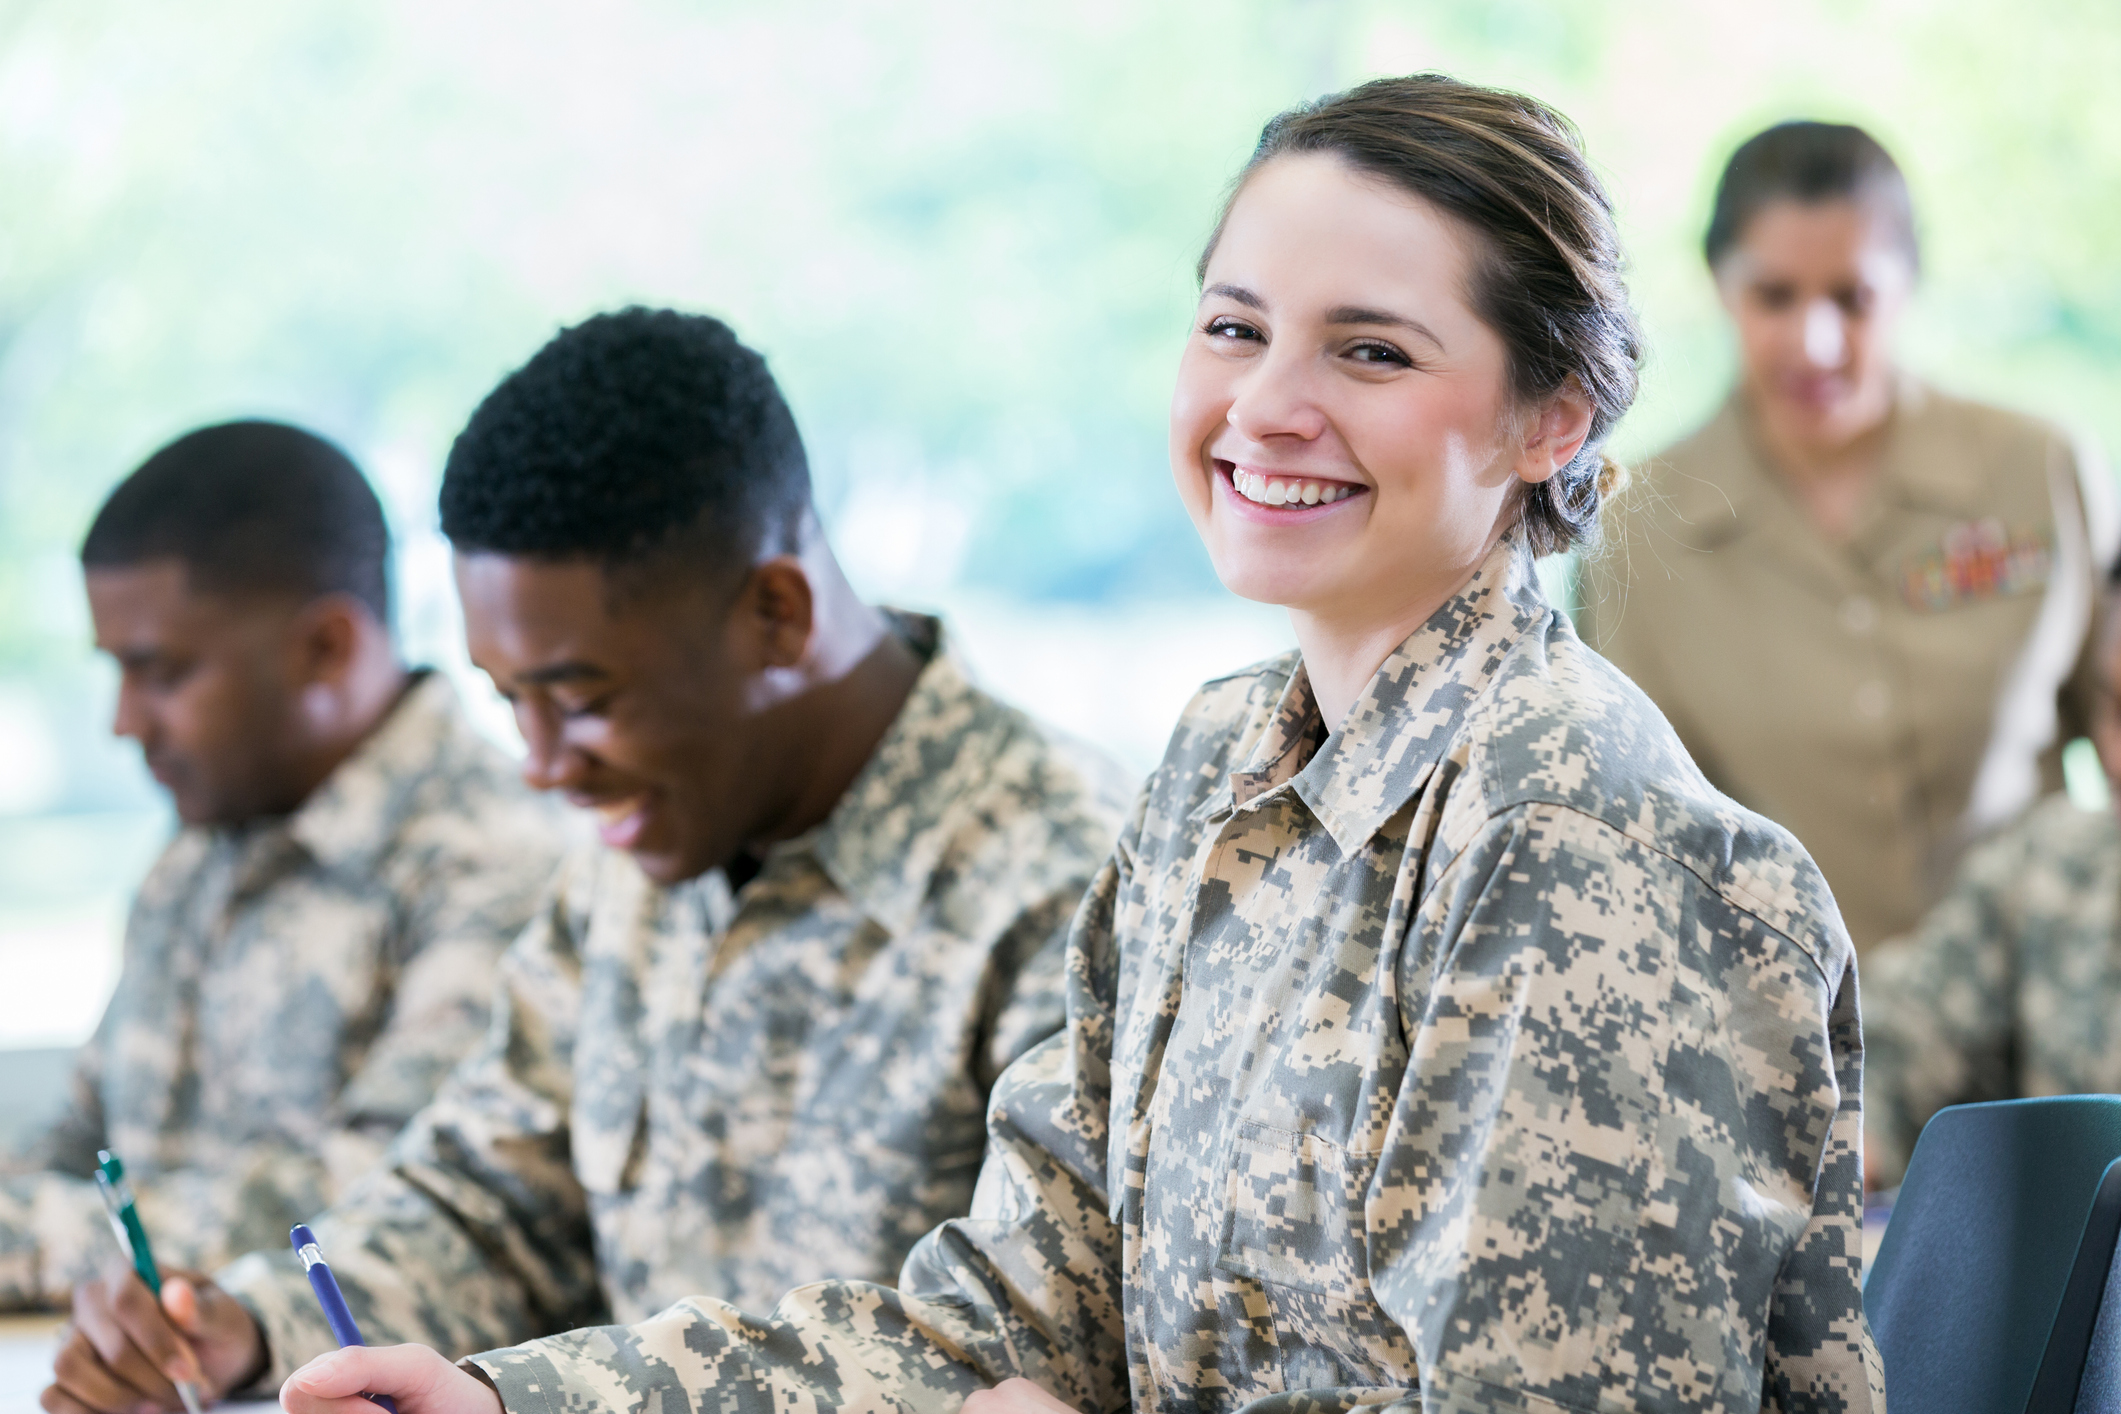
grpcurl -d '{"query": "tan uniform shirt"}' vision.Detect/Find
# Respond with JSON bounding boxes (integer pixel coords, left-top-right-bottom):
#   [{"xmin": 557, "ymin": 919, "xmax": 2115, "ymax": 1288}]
[
  {"xmin": 467, "ymin": 540, "xmax": 1880, "ymax": 1414},
  {"xmin": 0, "ymin": 672, "xmax": 568, "ymax": 1309},
  {"xmin": 1579, "ymin": 379, "xmax": 2116, "ymax": 949}
]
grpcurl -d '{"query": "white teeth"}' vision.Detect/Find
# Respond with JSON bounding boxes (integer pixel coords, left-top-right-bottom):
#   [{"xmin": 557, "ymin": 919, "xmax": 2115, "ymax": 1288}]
[
  {"xmin": 1230, "ymin": 468, "xmax": 1357, "ymax": 508},
  {"xmin": 593, "ymin": 798, "xmax": 642, "ymax": 824}
]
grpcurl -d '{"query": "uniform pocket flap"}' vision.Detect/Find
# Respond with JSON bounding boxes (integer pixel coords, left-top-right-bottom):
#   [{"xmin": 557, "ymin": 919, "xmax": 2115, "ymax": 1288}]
[{"xmin": 1217, "ymin": 1120, "xmax": 1375, "ymax": 1299}]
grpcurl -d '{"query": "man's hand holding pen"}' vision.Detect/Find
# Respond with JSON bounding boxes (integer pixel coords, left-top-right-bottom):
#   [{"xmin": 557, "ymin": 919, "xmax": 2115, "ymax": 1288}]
[{"xmin": 41, "ymin": 1266, "xmax": 266, "ymax": 1414}]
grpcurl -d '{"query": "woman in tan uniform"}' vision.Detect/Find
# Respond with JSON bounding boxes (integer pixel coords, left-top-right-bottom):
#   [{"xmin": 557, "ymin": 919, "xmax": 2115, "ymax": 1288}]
[{"xmin": 1581, "ymin": 121, "xmax": 2115, "ymax": 951}]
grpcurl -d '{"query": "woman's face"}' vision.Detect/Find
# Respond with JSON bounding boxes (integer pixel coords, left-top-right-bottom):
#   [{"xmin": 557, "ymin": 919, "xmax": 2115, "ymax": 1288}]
[
  {"xmin": 1170, "ymin": 153, "xmax": 1554, "ymax": 624},
  {"xmin": 1717, "ymin": 198, "xmax": 1913, "ymax": 452}
]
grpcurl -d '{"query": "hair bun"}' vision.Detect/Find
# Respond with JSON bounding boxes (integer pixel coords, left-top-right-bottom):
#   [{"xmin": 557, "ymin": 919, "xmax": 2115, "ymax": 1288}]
[{"xmin": 1594, "ymin": 450, "xmax": 1630, "ymax": 500}]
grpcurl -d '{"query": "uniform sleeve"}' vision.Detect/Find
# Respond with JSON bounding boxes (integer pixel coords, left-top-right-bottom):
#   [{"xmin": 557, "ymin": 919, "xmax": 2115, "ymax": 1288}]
[
  {"xmin": 0, "ymin": 826, "xmax": 560, "ymax": 1313},
  {"xmin": 975, "ymin": 887, "xmax": 1078, "ymax": 1089},
  {"xmin": 1858, "ymin": 830, "xmax": 2024, "ymax": 1187},
  {"xmin": 1370, "ymin": 803, "xmax": 1879, "ymax": 1414},
  {"xmin": 0, "ymin": 1039, "xmax": 112, "ymax": 1309},
  {"xmin": 0, "ymin": 959, "xmax": 130, "ymax": 1308},
  {"xmin": 322, "ymin": 831, "xmax": 563, "ymax": 1186},
  {"xmin": 462, "ymin": 839, "xmax": 1138, "ymax": 1414},
  {"xmin": 217, "ymin": 876, "xmax": 604, "ymax": 1389}
]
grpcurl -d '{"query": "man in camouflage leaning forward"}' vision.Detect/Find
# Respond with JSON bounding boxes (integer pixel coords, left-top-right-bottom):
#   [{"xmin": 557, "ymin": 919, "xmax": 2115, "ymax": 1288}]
[
  {"xmin": 2, "ymin": 422, "xmax": 568, "ymax": 1312},
  {"xmin": 1862, "ymin": 555, "xmax": 2121, "ymax": 1189},
  {"xmin": 42, "ymin": 308, "xmax": 1131, "ymax": 1412}
]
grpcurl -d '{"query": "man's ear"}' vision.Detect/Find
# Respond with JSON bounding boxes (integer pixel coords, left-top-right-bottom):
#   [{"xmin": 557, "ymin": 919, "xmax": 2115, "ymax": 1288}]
[
  {"xmin": 1513, "ymin": 380, "xmax": 1596, "ymax": 486},
  {"xmin": 739, "ymin": 558, "xmax": 816, "ymax": 670},
  {"xmin": 287, "ymin": 595, "xmax": 367, "ymax": 688}
]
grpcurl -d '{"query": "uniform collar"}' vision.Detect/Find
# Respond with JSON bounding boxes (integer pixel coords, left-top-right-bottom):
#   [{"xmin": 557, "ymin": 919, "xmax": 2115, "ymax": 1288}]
[
  {"xmin": 1663, "ymin": 376, "xmax": 1980, "ymax": 550},
  {"xmin": 280, "ymin": 669, "xmax": 467, "ymax": 877},
  {"xmin": 1204, "ymin": 537, "xmax": 1546, "ymax": 858},
  {"xmin": 775, "ymin": 612, "xmax": 997, "ymax": 938}
]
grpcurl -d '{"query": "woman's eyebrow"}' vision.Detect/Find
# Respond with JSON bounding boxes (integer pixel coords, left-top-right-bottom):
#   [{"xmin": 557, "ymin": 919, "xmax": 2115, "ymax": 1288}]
[
  {"xmin": 1202, "ymin": 282, "xmax": 1266, "ymax": 310},
  {"xmin": 1326, "ymin": 305, "xmax": 1446, "ymax": 350}
]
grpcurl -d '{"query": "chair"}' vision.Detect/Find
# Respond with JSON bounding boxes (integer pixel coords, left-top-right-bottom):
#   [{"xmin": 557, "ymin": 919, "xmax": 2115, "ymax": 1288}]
[{"xmin": 1865, "ymin": 1096, "xmax": 2121, "ymax": 1414}]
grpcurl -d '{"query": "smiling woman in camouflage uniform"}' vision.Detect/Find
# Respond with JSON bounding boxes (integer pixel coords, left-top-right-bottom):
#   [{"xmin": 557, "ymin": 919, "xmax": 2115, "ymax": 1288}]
[{"xmin": 288, "ymin": 74, "xmax": 1883, "ymax": 1414}]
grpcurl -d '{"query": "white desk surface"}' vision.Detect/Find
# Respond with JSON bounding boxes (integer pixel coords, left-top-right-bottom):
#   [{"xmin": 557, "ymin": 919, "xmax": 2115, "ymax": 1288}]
[{"xmin": 0, "ymin": 1319, "xmax": 275, "ymax": 1413}]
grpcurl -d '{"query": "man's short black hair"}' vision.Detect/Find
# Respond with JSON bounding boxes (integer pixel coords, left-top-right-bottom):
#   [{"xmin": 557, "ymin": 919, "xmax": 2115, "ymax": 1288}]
[
  {"xmin": 80, "ymin": 420, "xmax": 391, "ymax": 623},
  {"xmin": 439, "ymin": 307, "xmax": 812, "ymax": 588}
]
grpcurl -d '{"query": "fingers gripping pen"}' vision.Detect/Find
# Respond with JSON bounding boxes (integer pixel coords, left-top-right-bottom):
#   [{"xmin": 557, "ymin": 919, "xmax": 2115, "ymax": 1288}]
[
  {"xmin": 92, "ymin": 1151, "xmax": 205, "ymax": 1414},
  {"xmin": 290, "ymin": 1225, "xmax": 399, "ymax": 1413}
]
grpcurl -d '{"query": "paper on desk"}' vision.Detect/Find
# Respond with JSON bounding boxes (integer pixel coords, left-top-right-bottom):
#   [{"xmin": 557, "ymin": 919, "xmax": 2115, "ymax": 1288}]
[
  {"xmin": 0, "ymin": 1329, "xmax": 55, "ymax": 1411},
  {"xmin": 0, "ymin": 1331, "xmax": 279, "ymax": 1413}
]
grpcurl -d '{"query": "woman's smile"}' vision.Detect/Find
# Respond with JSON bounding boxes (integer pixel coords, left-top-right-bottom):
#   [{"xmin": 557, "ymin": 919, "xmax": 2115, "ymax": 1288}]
[{"xmin": 1214, "ymin": 458, "xmax": 1368, "ymax": 521}]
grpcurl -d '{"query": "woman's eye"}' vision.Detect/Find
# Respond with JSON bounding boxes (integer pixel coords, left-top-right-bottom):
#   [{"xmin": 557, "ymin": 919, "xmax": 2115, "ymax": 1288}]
[
  {"xmin": 1348, "ymin": 341, "xmax": 1411, "ymax": 367},
  {"xmin": 1203, "ymin": 317, "xmax": 1262, "ymax": 343}
]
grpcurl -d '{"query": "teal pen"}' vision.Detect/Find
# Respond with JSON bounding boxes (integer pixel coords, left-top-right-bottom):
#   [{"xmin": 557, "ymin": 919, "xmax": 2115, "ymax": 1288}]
[{"xmin": 93, "ymin": 1150, "xmax": 206, "ymax": 1414}]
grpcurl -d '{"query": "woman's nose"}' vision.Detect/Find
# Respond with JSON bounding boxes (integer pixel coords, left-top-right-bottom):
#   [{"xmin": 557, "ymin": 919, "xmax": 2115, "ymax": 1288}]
[
  {"xmin": 1224, "ymin": 352, "xmax": 1328, "ymax": 443},
  {"xmin": 1801, "ymin": 298, "xmax": 1849, "ymax": 369}
]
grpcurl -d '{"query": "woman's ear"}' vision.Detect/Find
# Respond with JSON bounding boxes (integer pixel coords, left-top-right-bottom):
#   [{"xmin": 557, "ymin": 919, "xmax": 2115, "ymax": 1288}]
[{"xmin": 1513, "ymin": 380, "xmax": 1595, "ymax": 485}]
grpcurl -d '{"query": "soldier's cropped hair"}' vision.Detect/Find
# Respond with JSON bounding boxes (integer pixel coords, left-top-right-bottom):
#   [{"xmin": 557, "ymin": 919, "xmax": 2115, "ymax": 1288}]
[
  {"xmin": 1200, "ymin": 73, "xmax": 1643, "ymax": 557},
  {"xmin": 1705, "ymin": 121, "xmax": 1918, "ymax": 273},
  {"xmin": 81, "ymin": 420, "xmax": 390, "ymax": 624},
  {"xmin": 440, "ymin": 307, "xmax": 811, "ymax": 592}
]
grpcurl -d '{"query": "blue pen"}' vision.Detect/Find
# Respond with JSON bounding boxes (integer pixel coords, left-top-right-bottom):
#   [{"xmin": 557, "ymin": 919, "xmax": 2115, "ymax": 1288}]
[{"xmin": 290, "ymin": 1225, "xmax": 399, "ymax": 1413}]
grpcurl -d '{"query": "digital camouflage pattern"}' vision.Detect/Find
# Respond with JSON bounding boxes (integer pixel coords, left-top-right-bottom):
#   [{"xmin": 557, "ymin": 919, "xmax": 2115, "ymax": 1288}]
[
  {"xmin": 1863, "ymin": 791, "xmax": 2121, "ymax": 1187},
  {"xmin": 0, "ymin": 672, "xmax": 568, "ymax": 1310},
  {"xmin": 466, "ymin": 539, "xmax": 1883, "ymax": 1414},
  {"xmin": 217, "ymin": 617, "xmax": 1134, "ymax": 1389}
]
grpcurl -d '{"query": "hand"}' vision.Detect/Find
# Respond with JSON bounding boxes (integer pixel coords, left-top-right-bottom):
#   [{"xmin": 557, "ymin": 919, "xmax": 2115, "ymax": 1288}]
[
  {"xmin": 42, "ymin": 1263, "xmax": 267, "ymax": 1413},
  {"xmin": 960, "ymin": 1377, "xmax": 1085, "ymax": 1413},
  {"xmin": 281, "ymin": 1346, "xmax": 502, "ymax": 1414}
]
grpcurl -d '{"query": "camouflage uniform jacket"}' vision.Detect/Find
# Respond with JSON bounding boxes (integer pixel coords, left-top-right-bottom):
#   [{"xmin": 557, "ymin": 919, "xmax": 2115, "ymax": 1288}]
[
  {"xmin": 1863, "ymin": 791, "xmax": 2121, "ymax": 1186},
  {"xmin": 218, "ymin": 616, "xmax": 1134, "ymax": 1388},
  {"xmin": 0, "ymin": 671, "xmax": 567, "ymax": 1310},
  {"xmin": 466, "ymin": 540, "xmax": 1884, "ymax": 1414}
]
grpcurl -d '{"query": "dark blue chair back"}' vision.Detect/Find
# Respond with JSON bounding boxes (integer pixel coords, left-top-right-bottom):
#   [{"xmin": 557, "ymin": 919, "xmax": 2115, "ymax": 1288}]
[{"xmin": 1865, "ymin": 1097, "xmax": 2121, "ymax": 1414}]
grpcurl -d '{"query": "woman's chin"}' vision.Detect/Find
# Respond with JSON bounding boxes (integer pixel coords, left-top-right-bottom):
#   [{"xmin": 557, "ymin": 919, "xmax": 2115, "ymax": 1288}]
[{"xmin": 1208, "ymin": 557, "xmax": 1337, "ymax": 613}]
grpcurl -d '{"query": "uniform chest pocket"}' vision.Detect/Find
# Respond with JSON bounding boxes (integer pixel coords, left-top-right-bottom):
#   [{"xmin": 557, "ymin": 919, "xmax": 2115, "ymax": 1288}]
[
  {"xmin": 1216, "ymin": 1120, "xmax": 1375, "ymax": 1299},
  {"xmin": 1215, "ymin": 1120, "xmax": 1416, "ymax": 1390}
]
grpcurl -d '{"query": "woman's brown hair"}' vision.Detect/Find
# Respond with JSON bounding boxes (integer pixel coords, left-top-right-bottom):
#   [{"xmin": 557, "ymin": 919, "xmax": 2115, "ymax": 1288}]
[{"xmin": 1200, "ymin": 74, "xmax": 1643, "ymax": 555}]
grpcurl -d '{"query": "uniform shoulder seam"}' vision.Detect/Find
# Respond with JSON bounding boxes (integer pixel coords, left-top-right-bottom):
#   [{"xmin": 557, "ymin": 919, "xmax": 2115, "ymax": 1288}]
[{"xmin": 1498, "ymin": 796, "xmax": 1838, "ymax": 985}]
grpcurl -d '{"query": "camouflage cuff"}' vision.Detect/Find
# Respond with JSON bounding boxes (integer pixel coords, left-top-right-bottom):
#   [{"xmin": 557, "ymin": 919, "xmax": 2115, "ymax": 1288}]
[
  {"xmin": 217, "ymin": 1247, "xmax": 342, "ymax": 1392},
  {"xmin": 466, "ymin": 1345, "xmax": 572, "ymax": 1414}
]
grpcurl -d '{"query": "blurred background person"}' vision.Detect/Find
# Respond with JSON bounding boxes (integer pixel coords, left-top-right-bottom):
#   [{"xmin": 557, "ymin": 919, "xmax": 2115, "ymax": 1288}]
[
  {"xmin": 1861, "ymin": 560, "xmax": 2121, "ymax": 1188},
  {"xmin": 1580, "ymin": 121, "xmax": 2118, "ymax": 950},
  {"xmin": 0, "ymin": 422, "xmax": 567, "ymax": 1311}
]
